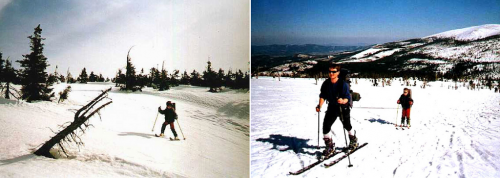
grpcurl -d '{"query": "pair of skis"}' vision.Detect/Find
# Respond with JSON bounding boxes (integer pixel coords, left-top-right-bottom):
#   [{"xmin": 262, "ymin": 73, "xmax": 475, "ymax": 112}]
[
  {"xmin": 395, "ymin": 125, "xmax": 410, "ymax": 130},
  {"xmin": 289, "ymin": 142, "xmax": 368, "ymax": 175},
  {"xmin": 154, "ymin": 134, "xmax": 181, "ymax": 141}
]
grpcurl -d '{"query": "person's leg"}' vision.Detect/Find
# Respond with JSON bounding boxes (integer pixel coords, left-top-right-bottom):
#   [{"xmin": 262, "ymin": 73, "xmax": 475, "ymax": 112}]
[
  {"xmin": 406, "ymin": 108, "xmax": 411, "ymax": 126},
  {"xmin": 322, "ymin": 109, "xmax": 338, "ymax": 136},
  {"xmin": 402, "ymin": 108, "xmax": 409, "ymax": 126},
  {"xmin": 341, "ymin": 106, "xmax": 357, "ymax": 148},
  {"xmin": 322, "ymin": 109, "xmax": 338, "ymax": 155},
  {"xmin": 340, "ymin": 106, "xmax": 352, "ymax": 131},
  {"xmin": 161, "ymin": 122, "xmax": 167, "ymax": 134},
  {"xmin": 169, "ymin": 122, "xmax": 178, "ymax": 138},
  {"xmin": 159, "ymin": 122, "xmax": 167, "ymax": 137}
]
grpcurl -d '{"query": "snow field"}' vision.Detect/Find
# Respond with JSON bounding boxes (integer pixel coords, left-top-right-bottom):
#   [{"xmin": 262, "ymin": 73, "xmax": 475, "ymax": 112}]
[
  {"xmin": 251, "ymin": 77, "xmax": 500, "ymax": 177},
  {"xmin": 0, "ymin": 82, "xmax": 249, "ymax": 177}
]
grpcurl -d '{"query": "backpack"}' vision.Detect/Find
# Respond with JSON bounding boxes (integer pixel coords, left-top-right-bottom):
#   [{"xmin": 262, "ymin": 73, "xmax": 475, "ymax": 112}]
[{"xmin": 337, "ymin": 69, "xmax": 361, "ymax": 106}]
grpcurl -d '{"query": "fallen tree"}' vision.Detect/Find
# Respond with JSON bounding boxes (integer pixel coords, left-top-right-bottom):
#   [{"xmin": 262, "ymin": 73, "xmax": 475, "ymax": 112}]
[{"xmin": 34, "ymin": 87, "xmax": 113, "ymax": 158}]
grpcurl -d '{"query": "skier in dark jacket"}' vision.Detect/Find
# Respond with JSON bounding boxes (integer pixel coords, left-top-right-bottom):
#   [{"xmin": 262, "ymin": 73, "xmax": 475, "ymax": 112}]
[
  {"xmin": 157, "ymin": 101, "xmax": 179, "ymax": 140},
  {"xmin": 397, "ymin": 88, "xmax": 413, "ymax": 127},
  {"xmin": 316, "ymin": 63, "xmax": 357, "ymax": 157}
]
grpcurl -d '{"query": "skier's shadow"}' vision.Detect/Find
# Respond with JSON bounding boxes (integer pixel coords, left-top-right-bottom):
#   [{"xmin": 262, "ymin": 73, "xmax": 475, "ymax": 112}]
[
  {"xmin": 118, "ymin": 132, "xmax": 154, "ymax": 139},
  {"xmin": 366, "ymin": 118, "xmax": 395, "ymax": 125},
  {"xmin": 256, "ymin": 134, "xmax": 329, "ymax": 159}
]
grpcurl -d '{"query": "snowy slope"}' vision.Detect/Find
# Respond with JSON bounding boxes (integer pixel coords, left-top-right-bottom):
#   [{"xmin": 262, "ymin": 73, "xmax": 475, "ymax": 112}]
[
  {"xmin": 0, "ymin": 83, "xmax": 249, "ymax": 177},
  {"xmin": 251, "ymin": 77, "xmax": 500, "ymax": 177},
  {"xmin": 409, "ymin": 37, "xmax": 500, "ymax": 63},
  {"xmin": 425, "ymin": 24, "xmax": 500, "ymax": 41},
  {"xmin": 343, "ymin": 48, "xmax": 402, "ymax": 63}
]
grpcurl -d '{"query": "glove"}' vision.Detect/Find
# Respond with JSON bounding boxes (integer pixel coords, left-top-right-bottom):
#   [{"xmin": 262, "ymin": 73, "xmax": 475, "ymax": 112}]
[
  {"xmin": 397, "ymin": 100, "xmax": 400, "ymax": 104},
  {"xmin": 409, "ymin": 101, "xmax": 413, "ymax": 105},
  {"xmin": 316, "ymin": 105, "xmax": 320, "ymax": 112}
]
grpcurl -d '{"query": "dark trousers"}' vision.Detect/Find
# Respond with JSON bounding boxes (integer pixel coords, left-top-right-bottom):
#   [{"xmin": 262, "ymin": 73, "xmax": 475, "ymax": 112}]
[
  {"xmin": 401, "ymin": 108, "xmax": 411, "ymax": 125},
  {"xmin": 161, "ymin": 121, "xmax": 178, "ymax": 137},
  {"xmin": 323, "ymin": 105, "xmax": 352, "ymax": 134}
]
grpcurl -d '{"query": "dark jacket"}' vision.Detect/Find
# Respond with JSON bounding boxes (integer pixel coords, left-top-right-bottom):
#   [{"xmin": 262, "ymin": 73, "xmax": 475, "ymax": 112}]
[
  {"xmin": 398, "ymin": 94, "xmax": 413, "ymax": 109},
  {"xmin": 320, "ymin": 79, "xmax": 351, "ymax": 109},
  {"xmin": 159, "ymin": 107, "xmax": 178, "ymax": 123}
]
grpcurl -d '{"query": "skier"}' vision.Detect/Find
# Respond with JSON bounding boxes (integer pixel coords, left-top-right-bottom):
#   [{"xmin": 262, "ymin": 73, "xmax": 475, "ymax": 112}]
[
  {"xmin": 397, "ymin": 88, "xmax": 413, "ymax": 128},
  {"xmin": 316, "ymin": 63, "xmax": 357, "ymax": 157},
  {"xmin": 157, "ymin": 101, "xmax": 179, "ymax": 140}
]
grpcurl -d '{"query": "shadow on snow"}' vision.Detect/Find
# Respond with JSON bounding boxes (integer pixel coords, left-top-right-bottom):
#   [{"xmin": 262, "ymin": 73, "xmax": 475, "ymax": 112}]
[
  {"xmin": 256, "ymin": 134, "xmax": 349, "ymax": 160},
  {"xmin": 366, "ymin": 118, "xmax": 395, "ymax": 125}
]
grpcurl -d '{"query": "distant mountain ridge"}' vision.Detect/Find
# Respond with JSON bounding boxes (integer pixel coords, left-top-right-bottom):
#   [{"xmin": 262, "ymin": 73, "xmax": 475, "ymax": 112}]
[
  {"xmin": 341, "ymin": 24, "xmax": 500, "ymax": 64},
  {"xmin": 251, "ymin": 44, "xmax": 369, "ymax": 56},
  {"xmin": 253, "ymin": 24, "xmax": 500, "ymax": 79},
  {"xmin": 424, "ymin": 24, "xmax": 500, "ymax": 41}
]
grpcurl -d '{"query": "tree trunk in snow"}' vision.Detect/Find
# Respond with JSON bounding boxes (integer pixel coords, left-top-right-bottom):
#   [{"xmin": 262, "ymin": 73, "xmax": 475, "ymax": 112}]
[{"xmin": 34, "ymin": 87, "xmax": 113, "ymax": 158}]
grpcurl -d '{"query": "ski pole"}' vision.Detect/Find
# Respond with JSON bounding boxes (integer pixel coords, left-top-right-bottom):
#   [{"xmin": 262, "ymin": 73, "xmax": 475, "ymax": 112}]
[
  {"xmin": 395, "ymin": 104, "xmax": 399, "ymax": 127},
  {"xmin": 176, "ymin": 120, "xmax": 186, "ymax": 140},
  {"xmin": 318, "ymin": 111, "xmax": 320, "ymax": 149},
  {"xmin": 152, "ymin": 112, "xmax": 159, "ymax": 132},
  {"xmin": 339, "ymin": 105, "xmax": 353, "ymax": 167}
]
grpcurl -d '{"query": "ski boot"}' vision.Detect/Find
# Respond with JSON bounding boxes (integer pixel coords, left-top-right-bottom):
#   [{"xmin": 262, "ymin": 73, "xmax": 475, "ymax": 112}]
[
  {"xmin": 170, "ymin": 136, "xmax": 180, "ymax": 141},
  {"xmin": 348, "ymin": 134, "xmax": 358, "ymax": 150},
  {"xmin": 156, "ymin": 133, "xmax": 165, "ymax": 137},
  {"xmin": 322, "ymin": 138, "xmax": 335, "ymax": 158}
]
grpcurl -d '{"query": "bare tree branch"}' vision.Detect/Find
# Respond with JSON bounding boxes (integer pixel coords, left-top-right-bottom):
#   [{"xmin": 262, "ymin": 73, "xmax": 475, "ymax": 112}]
[{"xmin": 34, "ymin": 87, "xmax": 113, "ymax": 159}]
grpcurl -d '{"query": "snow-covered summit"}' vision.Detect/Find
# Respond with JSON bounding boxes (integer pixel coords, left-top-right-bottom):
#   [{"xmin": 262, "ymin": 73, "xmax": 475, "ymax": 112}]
[{"xmin": 425, "ymin": 24, "xmax": 500, "ymax": 41}]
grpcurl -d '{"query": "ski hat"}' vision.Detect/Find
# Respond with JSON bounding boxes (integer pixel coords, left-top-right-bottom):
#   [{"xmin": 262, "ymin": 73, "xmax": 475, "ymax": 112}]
[{"xmin": 166, "ymin": 101, "xmax": 173, "ymax": 107}]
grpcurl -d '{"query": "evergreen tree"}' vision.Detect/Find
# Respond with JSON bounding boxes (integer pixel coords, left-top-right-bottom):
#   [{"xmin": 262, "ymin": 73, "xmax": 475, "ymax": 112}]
[
  {"xmin": 125, "ymin": 47, "xmax": 138, "ymax": 90},
  {"xmin": 59, "ymin": 74, "xmax": 66, "ymax": 83},
  {"xmin": 170, "ymin": 69, "xmax": 180, "ymax": 87},
  {"xmin": 234, "ymin": 69, "xmax": 245, "ymax": 89},
  {"xmin": 47, "ymin": 66, "xmax": 59, "ymax": 85},
  {"xmin": 78, "ymin": 68, "xmax": 88, "ymax": 83},
  {"xmin": 89, "ymin": 71, "xmax": 97, "ymax": 82},
  {"xmin": 3, "ymin": 60, "xmax": 16, "ymax": 99},
  {"xmin": 148, "ymin": 67, "xmax": 159, "ymax": 88},
  {"xmin": 0, "ymin": 52, "xmax": 4, "ymax": 81},
  {"xmin": 158, "ymin": 68, "xmax": 169, "ymax": 91},
  {"xmin": 66, "ymin": 71, "xmax": 75, "ymax": 83},
  {"xmin": 243, "ymin": 71, "xmax": 250, "ymax": 89},
  {"xmin": 98, "ymin": 74, "xmax": 105, "ymax": 82},
  {"xmin": 217, "ymin": 68, "xmax": 225, "ymax": 88},
  {"xmin": 190, "ymin": 70, "xmax": 201, "ymax": 86},
  {"xmin": 137, "ymin": 68, "xmax": 146, "ymax": 88},
  {"xmin": 180, "ymin": 70, "xmax": 190, "ymax": 85},
  {"xmin": 17, "ymin": 24, "xmax": 54, "ymax": 102},
  {"xmin": 225, "ymin": 69, "xmax": 234, "ymax": 88},
  {"xmin": 203, "ymin": 60, "xmax": 218, "ymax": 92},
  {"xmin": 115, "ymin": 69, "xmax": 125, "ymax": 87}
]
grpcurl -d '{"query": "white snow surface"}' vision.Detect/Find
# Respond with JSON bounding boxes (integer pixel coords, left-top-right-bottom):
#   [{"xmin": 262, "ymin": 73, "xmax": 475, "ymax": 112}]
[
  {"xmin": 343, "ymin": 48, "xmax": 401, "ymax": 63},
  {"xmin": 410, "ymin": 37, "xmax": 500, "ymax": 63},
  {"xmin": 407, "ymin": 58, "xmax": 449, "ymax": 64},
  {"xmin": 0, "ymin": 83, "xmax": 249, "ymax": 177},
  {"xmin": 425, "ymin": 24, "xmax": 500, "ymax": 41},
  {"xmin": 251, "ymin": 77, "xmax": 500, "ymax": 178},
  {"xmin": 350, "ymin": 48, "xmax": 384, "ymax": 59}
]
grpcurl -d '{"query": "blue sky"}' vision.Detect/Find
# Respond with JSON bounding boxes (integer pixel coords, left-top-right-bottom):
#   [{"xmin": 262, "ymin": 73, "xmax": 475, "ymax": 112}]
[
  {"xmin": 252, "ymin": 0, "xmax": 500, "ymax": 45},
  {"xmin": 0, "ymin": 0, "xmax": 249, "ymax": 78}
]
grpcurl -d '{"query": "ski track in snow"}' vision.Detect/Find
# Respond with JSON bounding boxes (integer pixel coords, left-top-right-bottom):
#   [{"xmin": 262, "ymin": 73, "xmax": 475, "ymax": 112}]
[
  {"xmin": 251, "ymin": 77, "xmax": 500, "ymax": 178},
  {"xmin": 0, "ymin": 83, "xmax": 249, "ymax": 178}
]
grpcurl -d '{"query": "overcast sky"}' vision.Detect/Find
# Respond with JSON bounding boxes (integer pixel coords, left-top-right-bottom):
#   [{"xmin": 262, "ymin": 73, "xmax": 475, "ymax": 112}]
[
  {"xmin": 0, "ymin": 0, "xmax": 249, "ymax": 78},
  {"xmin": 252, "ymin": 0, "xmax": 500, "ymax": 46}
]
